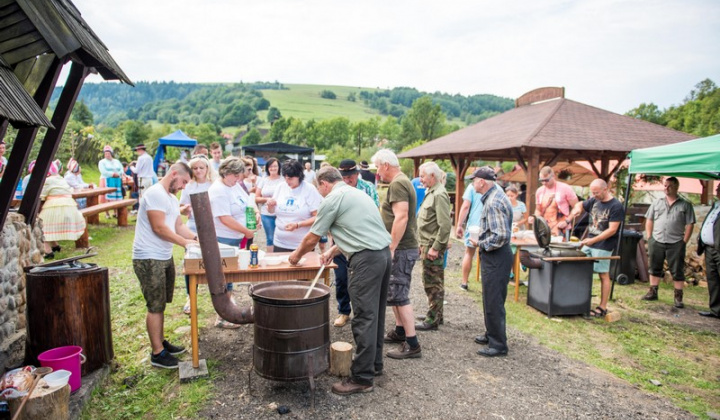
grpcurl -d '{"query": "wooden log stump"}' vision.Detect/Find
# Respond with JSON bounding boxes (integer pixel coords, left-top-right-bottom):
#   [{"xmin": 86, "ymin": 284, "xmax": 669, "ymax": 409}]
[
  {"xmin": 329, "ymin": 341, "xmax": 353, "ymax": 377},
  {"xmin": 9, "ymin": 384, "xmax": 70, "ymax": 420}
]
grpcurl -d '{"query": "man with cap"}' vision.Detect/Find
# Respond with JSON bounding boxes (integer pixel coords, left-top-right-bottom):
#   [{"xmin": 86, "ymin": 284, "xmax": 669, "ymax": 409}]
[
  {"xmin": 330, "ymin": 159, "xmax": 380, "ymax": 328},
  {"xmin": 132, "ymin": 144, "xmax": 156, "ymax": 199},
  {"xmin": 469, "ymin": 166, "xmax": 514, "ymax": 357},
  {"xmin": 360, "ymin": 160, "xmax": 375, "ymax": 184}
]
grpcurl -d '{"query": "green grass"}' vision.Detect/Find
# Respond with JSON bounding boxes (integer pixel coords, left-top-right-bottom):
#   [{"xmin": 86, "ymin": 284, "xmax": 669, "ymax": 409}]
[
  {"xmin": 458, "ymin": 256, "xmax": 720, "ymax": 419},
  {"xmin": 259, "ymin": 84, "xmax": 383, "ymax": 124},
  {"xmin": 49, "ymin": 212, "xmax": 719, "ymax": 418},
  {"xmin": 52, "ymin": 216, "xmax": 220, "ymax": 420}
]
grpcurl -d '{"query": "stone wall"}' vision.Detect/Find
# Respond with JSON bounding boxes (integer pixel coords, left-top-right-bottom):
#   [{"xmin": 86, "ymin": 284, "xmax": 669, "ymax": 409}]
[{"xmin": 0, "ymin": 212, "xmax": 44, "ymax": 371}]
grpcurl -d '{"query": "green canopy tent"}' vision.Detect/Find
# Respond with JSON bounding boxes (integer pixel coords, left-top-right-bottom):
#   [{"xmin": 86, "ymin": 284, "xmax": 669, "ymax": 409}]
[{"xmin": 628, "ymin": 133, "xmax": 720, "ymax": 179}]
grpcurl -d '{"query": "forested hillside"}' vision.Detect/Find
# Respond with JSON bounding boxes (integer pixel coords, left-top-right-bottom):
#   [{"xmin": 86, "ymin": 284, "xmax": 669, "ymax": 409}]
[{"xmin": 50, "ymin": 81, "xmax": 514, "ymax": 128}]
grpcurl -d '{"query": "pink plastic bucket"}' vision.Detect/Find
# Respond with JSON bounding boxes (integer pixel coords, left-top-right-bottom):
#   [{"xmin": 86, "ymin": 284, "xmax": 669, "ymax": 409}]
[{"xmin": 37, "ymin": 346, "xmax": 86, "ymax": 392}]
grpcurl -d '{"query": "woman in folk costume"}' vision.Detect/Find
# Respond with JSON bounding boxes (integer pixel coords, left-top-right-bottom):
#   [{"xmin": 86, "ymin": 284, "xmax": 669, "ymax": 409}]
[
  {"xmin": 98, "ymin": 145, "xmax": 124, "ymax": 217},
  {"xmin": 64, "ymin": 158, "xmax": 92, "ymax": 209},
  {"xmin": 39, "ymin": 160, "xmax": 86, "ymax": 259}
]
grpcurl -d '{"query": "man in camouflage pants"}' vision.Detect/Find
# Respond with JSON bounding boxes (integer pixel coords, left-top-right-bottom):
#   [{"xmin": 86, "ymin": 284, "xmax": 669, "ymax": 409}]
[{"xmin": 416, "ymin": 162, "xmax": 452, "ymax": 330}]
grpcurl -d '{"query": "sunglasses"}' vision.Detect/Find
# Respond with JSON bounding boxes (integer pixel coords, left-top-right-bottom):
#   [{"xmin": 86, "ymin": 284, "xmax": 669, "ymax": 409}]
[
  {"xmin": 191, "ymin": 154, "xmax": 208, "ymax": 160},
  {"xmin": 539, "ymin": 178, "xmax": 551, "ymax": 183}
]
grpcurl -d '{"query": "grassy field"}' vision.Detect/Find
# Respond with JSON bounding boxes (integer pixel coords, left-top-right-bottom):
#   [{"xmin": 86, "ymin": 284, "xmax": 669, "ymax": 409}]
[
  {"xmin": 259, "ymin": 84, "xmax": 384, "ymax": 124},
  {"xmin": 45, "ymin": 213, "xmax": 719, "ymax": 419}
]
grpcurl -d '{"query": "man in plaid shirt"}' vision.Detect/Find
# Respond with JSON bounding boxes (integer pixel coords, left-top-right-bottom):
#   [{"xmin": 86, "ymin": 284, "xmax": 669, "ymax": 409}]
[{"xmin": 469, "ymin": 167, "xmax": 514, "ymax": 357}]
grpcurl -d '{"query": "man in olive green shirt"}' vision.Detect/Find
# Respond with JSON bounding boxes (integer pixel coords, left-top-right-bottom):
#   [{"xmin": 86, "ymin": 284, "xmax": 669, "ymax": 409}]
[
  {"xmin": 372, "ymin": 149, "xmax": 422, "ymax": 360},
  {"xmin": 416, "ymin": 162, "xmax": 452, "ymax": 331}
]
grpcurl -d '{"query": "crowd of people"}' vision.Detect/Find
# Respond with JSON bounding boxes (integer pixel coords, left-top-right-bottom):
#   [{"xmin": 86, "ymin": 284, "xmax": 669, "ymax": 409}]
[{"xmin": 9, "ymin": 137, "xmax": 718, "ymax": 394}]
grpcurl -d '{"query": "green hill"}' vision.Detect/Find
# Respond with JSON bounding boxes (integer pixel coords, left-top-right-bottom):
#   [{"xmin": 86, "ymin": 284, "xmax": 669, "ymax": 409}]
[
  {"xmin": 259, "ymin": 84, "xmax": 384, "ymax": 123},
  {"xmin": 54, "ymin": 81, "xmax": 513, "ymax": 130}
]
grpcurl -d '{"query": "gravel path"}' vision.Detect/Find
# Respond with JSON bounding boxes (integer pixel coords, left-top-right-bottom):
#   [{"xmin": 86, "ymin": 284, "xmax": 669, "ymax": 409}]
[{"xmin": 193, "ymin": 243, "xmax": 692, "ymax": 420}]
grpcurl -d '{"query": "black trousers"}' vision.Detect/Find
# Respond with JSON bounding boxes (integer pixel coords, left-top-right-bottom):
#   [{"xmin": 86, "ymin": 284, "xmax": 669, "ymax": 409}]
[
  {"xmin": 480, "ymin": 243, "xmax": 513, "ymax": 351},
  {"xmin": 348, "ymin": 247, "xmax": 391, "ymax": 385},
  {"xmin": 705, "ymin": 247, "xmax": 720, "ymax": 316}
]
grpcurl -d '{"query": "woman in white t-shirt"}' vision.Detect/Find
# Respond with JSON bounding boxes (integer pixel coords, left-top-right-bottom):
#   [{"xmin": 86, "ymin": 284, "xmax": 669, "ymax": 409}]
[
  {"xmin": 255, "ymin": 158, "xmax": 283, "ymax": 252},
  {"xmin": 179, "ymin": 155, "xmax": 216, "ymax": 314},
  {"xmin": 207, "ymin": 157, "xmax": 259, "ymax": 328},
  {"xmin": 267, "ymin": 159, "xmax": 322, "ymax": 253}
]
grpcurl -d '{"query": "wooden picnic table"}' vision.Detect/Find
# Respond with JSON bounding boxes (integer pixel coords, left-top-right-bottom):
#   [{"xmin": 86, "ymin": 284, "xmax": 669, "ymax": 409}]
[
  {"xmin": 183, "ymin": 251, "xmax": 337, "ymax": 369},
  {"xmin": 72, "ymin": 187, "xmax": 117, "ymax": 224}
]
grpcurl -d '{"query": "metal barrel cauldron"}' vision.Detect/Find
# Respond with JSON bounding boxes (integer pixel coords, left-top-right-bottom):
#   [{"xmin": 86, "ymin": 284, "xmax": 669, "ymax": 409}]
[{"xmin": 250, "ymin": 281, "xmax": 330, "ymax": 381}]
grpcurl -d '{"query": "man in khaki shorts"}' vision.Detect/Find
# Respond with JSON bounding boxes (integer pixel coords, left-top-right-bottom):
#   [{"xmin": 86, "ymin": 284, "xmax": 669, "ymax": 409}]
[{"xmin": 132, "ymin": 162, "xmax": 197, "ymax": 369}]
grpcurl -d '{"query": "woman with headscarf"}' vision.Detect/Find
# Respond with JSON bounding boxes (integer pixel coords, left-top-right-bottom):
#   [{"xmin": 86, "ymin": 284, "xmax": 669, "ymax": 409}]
[
  {"xmin": 98, "ymin": 145, "xmax": 124, "ymax": 217},
  {"xmin": 39, "ymin": 160, "xmax": 86, "ymax": 259},
  {"xmin": 266, "ymin": 159, "xmax": 322, "ymax": 253},
  {"xmin": 64, "ymin": 158, "xmax": 92, "ymax": 209}
]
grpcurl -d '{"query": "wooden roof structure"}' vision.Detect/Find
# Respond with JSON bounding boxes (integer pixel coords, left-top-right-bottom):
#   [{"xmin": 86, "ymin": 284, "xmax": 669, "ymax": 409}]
[
  {"xmin": 398, "ymin": 87, "xmax": 697, "ymax": 222},
  {"xmin": 0, "ymin": 0, "xmax": 132, "ymax": 229},
  {"xmin": 0, "ymin": 55, "xmax": 52, "ymax": 127}
]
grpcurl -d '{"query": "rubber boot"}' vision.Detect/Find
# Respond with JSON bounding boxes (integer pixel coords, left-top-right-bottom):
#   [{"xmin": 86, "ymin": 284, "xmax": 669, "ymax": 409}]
[
  {"xmin": 674, "ymin": 289, "xmax": 684, "ymax": 308},
  {"xmin": 642, "ymin": 286, "xmax": 658, "ymax": 301}
]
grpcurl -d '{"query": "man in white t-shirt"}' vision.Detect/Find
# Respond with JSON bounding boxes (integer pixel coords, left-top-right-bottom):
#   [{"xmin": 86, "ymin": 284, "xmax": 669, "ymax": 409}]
[
  {"xmin": 210, "ymin": 142, "xmax": 223, "ymax": 172},
  {"xmin": 132, "ymin": 144, "xmax": 156, "ymax": 199},
  {"xmin": 303, "ymin": 162, "xmax": 316, "ymax": 184},
  {"xmin": 132, "ymin": 162, "xmax": 197, "ymax": 369}
]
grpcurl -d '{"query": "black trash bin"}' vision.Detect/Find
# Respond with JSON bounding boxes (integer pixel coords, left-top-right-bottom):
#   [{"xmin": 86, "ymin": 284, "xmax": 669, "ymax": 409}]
[{"xmin": 611, "ymin": 230, "xmax": 643, "ymax": 285}]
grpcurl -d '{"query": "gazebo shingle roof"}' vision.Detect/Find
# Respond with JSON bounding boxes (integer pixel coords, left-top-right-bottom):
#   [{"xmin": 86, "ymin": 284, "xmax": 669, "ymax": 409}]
[{"xmin": 398, "ymin": 98, "xmax": 695, "ymax": 160}]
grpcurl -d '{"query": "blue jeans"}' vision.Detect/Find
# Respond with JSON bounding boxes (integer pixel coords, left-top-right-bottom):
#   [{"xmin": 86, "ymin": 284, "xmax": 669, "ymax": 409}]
[
  {"xmin": 333, "ymin": 253, "xmax": 351, "ymax": 315},
  {"xmin": 261, "ymin": 214, "xmax": 276, "ymax": 246}
]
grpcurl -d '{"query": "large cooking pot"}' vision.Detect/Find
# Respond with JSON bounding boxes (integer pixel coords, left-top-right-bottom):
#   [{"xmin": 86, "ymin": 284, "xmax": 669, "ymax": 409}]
[{"xmin": 249, "ymin": 281, "xmax": 330, "ymax": 381}]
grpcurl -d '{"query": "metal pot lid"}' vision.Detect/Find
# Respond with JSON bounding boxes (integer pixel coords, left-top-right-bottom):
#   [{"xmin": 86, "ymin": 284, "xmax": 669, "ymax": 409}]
[
  {"xmin": 549, "ymin": 242, "xmax": 581, "ymax": 250},
  {"xmin": 533, "ymin": 216, "xmax": 552, "ymax": 248}
]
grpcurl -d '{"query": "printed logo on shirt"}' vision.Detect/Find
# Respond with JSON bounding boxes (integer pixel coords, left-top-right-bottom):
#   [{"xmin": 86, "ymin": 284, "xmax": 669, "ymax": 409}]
[{"xmin": 279, "ymin": 195, "xmax": 300, "ymax": 213}]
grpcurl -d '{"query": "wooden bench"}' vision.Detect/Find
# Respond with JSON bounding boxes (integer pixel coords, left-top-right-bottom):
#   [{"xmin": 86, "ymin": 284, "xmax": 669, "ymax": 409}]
[{"xmin": 75, "ymin": 198, "xmax": 137, "ymax": 248}]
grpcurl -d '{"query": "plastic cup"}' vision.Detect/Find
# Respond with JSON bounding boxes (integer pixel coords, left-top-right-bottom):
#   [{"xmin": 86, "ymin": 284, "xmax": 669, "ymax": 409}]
[
  {"xmin": 467, "ymin": 225, "xmax": 481, "ymax": 240},
  {"xmin": 239, "ymin": 250, "xmax": 251, "ymax": 270}
]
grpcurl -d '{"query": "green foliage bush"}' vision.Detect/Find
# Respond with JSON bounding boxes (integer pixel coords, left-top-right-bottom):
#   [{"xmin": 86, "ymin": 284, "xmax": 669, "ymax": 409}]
[{"xmin": 320, "ymin": 90, "xmax": 337, "ymax": 99}]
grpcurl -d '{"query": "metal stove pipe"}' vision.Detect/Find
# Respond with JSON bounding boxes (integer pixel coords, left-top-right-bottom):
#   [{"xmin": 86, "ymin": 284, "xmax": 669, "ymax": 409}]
[
  {"xmin": 190, "ymin": 191, "xmax": 254, "ymax": 324},
  {"xmin": 519, "ymin": 249, "xmax": 543, "ymax": 270}
]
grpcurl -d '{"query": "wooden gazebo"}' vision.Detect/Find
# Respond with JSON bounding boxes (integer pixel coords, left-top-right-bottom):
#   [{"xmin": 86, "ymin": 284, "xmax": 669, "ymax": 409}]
[
  {"xmin": 398, "ymin": 87, "xmax": 697, "ymax": 223},
  {"xmin": 0, "ymin": 0, "xmax": 133, "ymax": 229}
]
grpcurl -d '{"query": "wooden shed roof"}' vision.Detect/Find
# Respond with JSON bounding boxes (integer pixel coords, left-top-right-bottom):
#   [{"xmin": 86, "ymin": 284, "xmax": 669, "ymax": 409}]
[
  {"xmin": 0, "ymin": 54, "xmax": 52, "ymax": 127},
  {"xmin": 398, "ymin": 96, "xmax": 695, "ymax": 161},
  {"xmin": 0, "ymin": 0, "xmax": 132, "ymax": 85}
]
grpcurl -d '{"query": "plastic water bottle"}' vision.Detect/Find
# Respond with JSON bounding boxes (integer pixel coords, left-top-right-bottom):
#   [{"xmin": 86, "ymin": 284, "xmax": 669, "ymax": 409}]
[{"xmin": 246, "ymin": 206, "xmax": 257, "ymax": 230}]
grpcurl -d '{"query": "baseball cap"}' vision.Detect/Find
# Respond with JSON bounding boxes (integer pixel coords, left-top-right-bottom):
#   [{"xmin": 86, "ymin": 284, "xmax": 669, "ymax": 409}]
[
  {"xmin": 470, "ymin": 166, "xmax": 497, "ymax": 181},
  {"xmin": 338, "ymin": 159, "xmax": 359, "ymax": 176}
]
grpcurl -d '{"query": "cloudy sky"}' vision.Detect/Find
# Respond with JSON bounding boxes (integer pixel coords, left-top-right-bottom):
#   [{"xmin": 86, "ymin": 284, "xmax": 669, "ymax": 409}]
[{"xmin": 71, "ymin": 0, "xmax": 719, "ymax": 114}]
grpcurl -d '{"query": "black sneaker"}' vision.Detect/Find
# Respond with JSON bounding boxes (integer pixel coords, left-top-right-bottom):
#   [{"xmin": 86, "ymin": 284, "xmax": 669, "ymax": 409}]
[
  {"xmin": 151, "ymin": 350, "xmax": 179, "ymax": 369},
  {"xmin": 460, "ymin": 284, "xmax": 468, "ymax": 291},
  {"xmin": 163, "ymin": 340, "xmax": 186, "ymax": 356}
]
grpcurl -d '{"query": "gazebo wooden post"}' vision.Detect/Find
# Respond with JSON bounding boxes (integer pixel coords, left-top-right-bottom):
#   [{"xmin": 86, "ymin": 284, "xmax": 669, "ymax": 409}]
[
  {"xmin": 20, "ymin": 62, "xmax": 89, "ymax": 224},
  {"xmin": 449, "ymin": 154, "xmax": 470, "ymax": 226},
  {"xmin": 526, "ymin": 149, "xmax": 540, "ymax": 216},
  {"xmin": 701, "ymin": 180, "xmax": 713, "ymax": 205},
  {"xmin": 412, "ymin": 158, "xmax": 421, "ymax": 178}
]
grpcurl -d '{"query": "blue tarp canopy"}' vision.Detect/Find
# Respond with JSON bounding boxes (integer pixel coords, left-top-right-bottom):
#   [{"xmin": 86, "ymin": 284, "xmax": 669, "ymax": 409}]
[{"xmin": 154, "ymin": 130, "xmax": 197, "ymax": 172}]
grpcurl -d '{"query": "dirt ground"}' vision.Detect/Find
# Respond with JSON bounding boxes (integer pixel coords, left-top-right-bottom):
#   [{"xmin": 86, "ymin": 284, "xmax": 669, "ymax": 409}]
[{"xmin": 191, "ymin": 242, "xmax": 696, "ymax": 420}]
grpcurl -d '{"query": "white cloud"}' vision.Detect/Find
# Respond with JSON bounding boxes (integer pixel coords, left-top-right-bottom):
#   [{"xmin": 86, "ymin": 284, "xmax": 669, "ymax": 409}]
[{"xmin": 72, "ymin": 0, "xmax": 720, "ymax": 114}]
